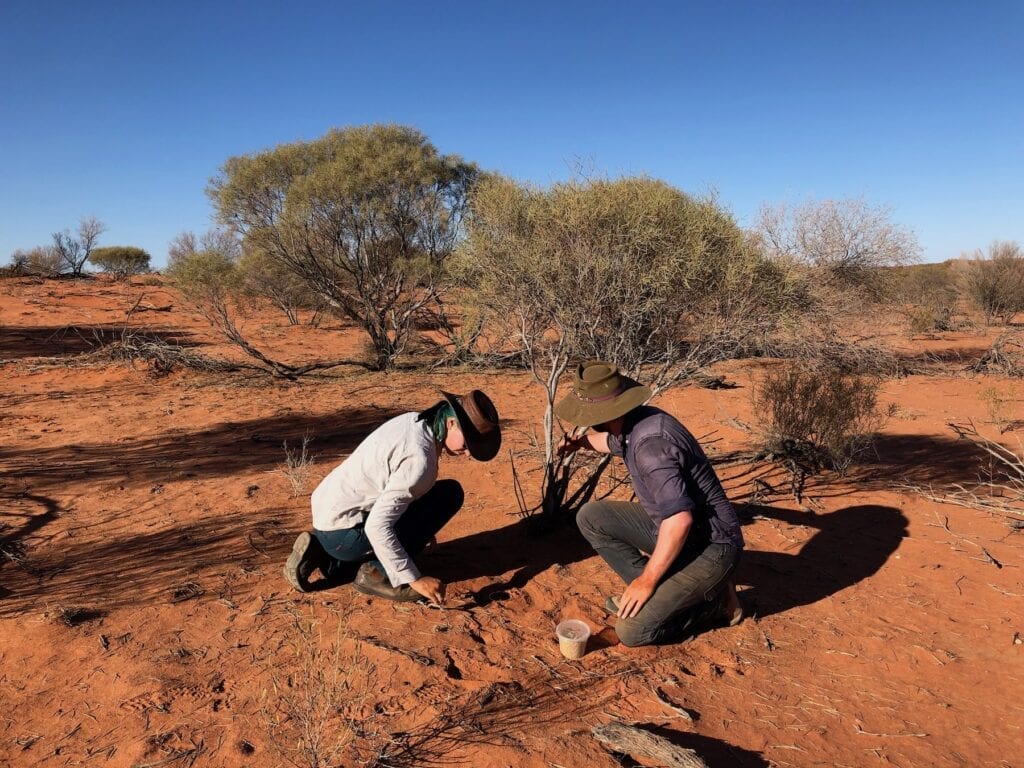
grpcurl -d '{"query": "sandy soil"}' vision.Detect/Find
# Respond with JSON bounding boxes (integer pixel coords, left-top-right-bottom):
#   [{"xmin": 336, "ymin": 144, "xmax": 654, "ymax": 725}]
[{"xmin": 1, "ymin": 276, "xmax": 1021, "ymax": 768}]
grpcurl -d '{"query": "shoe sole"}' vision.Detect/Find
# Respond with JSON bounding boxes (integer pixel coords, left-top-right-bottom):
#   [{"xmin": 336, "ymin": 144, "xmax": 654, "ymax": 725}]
[{"xmin": 283, "ymin": 532, "xmax": 312, "ymax": 593}]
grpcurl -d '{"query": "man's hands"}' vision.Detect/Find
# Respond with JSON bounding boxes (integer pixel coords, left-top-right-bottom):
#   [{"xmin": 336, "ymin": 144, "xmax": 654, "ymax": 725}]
[
  {"xmin": 557, "ymin": 431, "xmax": 612, "ymax": 456},
  {"xmin": 617, "ymin": 575, "xmax": 657, "ymax": 618},
  {"xmin": 410, "ymin": 576, "xmax": 445, "ymax": 605},
  {"xmin": 557, "ymin": 434, "xmax": 585, "ymax": 456},
  {"xmin": 614, "ymin": 512, "xmax": 693, "ymax": 619}
]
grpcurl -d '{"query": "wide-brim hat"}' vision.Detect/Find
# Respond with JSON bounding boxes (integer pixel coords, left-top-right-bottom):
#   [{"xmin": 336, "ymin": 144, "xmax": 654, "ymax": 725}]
[
  {"xmin": 554, "ymin": 360, "xmax": 652, "ymax": 427},
  {"xmin": 442, "ymin": 389, "xmax": 501, "ymax": 461}
]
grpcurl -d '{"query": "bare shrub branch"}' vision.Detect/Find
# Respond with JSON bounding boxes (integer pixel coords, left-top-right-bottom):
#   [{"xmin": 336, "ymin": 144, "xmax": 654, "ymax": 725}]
[
  {"xmin": 899, "ymin": 421, "xmax": 1024, "ymax": 522},
  {"xmin": 959, "ymin": 241, "xmax": 1024, "ymax": 325}
]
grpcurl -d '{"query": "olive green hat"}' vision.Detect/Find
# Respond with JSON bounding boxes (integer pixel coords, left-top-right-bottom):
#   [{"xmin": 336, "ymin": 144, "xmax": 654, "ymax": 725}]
[{"xmin": 554, "ymin": 360, "xmax": 652, "ymax": 427}]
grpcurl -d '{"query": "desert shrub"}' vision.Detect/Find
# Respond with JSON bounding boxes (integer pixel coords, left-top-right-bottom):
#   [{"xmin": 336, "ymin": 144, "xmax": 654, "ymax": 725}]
[
  {"xmin": 961, "ymin": 241, "xmax": 1024, "ymax": 325},
  {"xmin": 89, "ymin": 246, "xmax": 151, "ymax": 278},
  {"xmin": 457, "ymin": 174, "xmax": 802, "ymax": 518},
  {"xmin": 166, "ymin": 245, "xmax": 238, "ymax": 302},
  {"xmin": 754, "ymin": 363, "xmax": 883, "ymax": 476},
  {"xmin": 890, "ymin": 261, "xmax": 962, "ymax": 335},
  {"xmin": 756, "ymin": 198, "xmax": 921, "ymax": 338},
  {"xmin": 9, "ymin": 245, "xmax": 62, "ymax": 277},
  {"xmin": 209, "ymin": 123, "xmax": 479, "ymax": 370},
  {"xmin": 166, "ymin": 229, "xmax": 362, "ymax": 379}
]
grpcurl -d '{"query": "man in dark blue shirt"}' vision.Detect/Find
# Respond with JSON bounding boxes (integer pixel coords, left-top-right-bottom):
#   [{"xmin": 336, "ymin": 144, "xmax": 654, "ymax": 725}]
[{"xmin": 556, "ymin": 360, "xmax": 744, "ymax": 647}]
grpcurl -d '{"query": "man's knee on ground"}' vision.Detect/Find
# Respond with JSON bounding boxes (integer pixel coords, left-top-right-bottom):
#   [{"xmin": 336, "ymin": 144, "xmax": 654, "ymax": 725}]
[
  {"xmin": 576, "ymin": 501, "xmax": 602, "ymax": 535},
  {"xmin": 615, "ymin": 617, "xmax": 653, "ymax": 648}
]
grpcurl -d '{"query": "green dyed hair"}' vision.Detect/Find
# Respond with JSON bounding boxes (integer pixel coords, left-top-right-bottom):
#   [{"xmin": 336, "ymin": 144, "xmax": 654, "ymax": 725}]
[{"xmin": 419, "ymin": 401, "xmax": 456, "ymax": 444}]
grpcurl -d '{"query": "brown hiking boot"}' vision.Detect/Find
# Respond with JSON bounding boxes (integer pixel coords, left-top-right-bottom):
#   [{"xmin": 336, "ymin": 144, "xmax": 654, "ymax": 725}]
[
  {"xmin": 720, "ymin": 580, "xmax": 743, "ymax": 626},
  {"xmin": 352, "ymin": 563, "xmax": 422, "ymax": 602},
  {"xmin": 283, "ymin": 532, "xmax": 325, "ymax": 593}
]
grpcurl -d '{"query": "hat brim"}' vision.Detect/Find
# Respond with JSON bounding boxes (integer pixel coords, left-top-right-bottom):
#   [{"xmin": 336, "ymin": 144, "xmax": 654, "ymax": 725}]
[
  {"xmin": 442, "ymin": 391, "xmax": 501, "ymax": 461},
  {"xmin": 554, "ymin": 382, "xmax": 652, "ymax": 427}
]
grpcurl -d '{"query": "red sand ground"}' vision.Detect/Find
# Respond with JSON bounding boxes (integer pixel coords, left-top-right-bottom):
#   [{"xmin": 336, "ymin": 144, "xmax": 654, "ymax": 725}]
[{"xmin": 0, "ymin": 276, "xmax": 1021, "ymax": 767}]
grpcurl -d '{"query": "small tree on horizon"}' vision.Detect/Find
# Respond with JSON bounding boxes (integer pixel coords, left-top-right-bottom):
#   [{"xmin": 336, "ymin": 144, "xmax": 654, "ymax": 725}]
[
  {"xmin": 52, "ymin": 216, "xmax": 105, "ymax": 277},
  {"xmin": 89, "ymin": 246, "xmax": 151, "ymax": 278}
]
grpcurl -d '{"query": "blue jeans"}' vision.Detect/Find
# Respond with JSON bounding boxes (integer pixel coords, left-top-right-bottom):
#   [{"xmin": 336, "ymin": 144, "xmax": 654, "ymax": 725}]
[
  {"xmin": 313, "ymin": 479, "xmax": 464, "ymax": 578},
  {"xmin": 577, "ymin": 499, "xmax": 740, "ymax": 647}
]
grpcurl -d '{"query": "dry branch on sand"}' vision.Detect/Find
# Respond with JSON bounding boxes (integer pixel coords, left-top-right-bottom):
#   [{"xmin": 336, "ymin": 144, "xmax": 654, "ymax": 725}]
[
  {"xmin": 591, "ymin": 721, "xmax": 708, "ymax": 768},
  {"xmin": 968, "ymin": 332, "xmax": 1024, "ymax": 377},
  {"xmin": 94, "ymin": 328, "xmax": 237, "ymax": 375},
  {"xmin": 899, "ymin": 421, "xmax": 1024, "ymax": 523}
]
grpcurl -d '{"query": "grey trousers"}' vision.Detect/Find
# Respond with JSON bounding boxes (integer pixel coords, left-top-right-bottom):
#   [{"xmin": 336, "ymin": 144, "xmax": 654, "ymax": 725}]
[{"xmin": 577, "ymin": 499, "xmax": 740, "ymax": 647}]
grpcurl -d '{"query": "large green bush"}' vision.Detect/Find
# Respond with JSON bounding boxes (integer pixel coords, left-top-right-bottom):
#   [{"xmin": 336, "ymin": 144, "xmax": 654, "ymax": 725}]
[
  {"xmin": 208, "ymin": 123, "xmax": 478, "ymax": 370},
  {"xmin": 455, "ymin": 174, "xmax": 801, "ymax": 518}
]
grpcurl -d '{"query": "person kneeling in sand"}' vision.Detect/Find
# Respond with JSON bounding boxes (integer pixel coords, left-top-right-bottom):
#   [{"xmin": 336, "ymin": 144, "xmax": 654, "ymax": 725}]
[
  {"xmin": 284, "ymin": 390, "xmax": 500, "ymax": 604},
  {"xmin": 556, "ymin": 361, "xmax": 743, "ymax": 647}
]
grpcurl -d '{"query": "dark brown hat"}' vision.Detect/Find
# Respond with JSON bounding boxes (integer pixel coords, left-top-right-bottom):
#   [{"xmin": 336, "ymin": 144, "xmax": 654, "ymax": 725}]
[
  {"xmin": 554, "ymin": 360, "xmax": 652, "ymax": 427},
  {"xmin": 442, "ymin": 389, "xmax": 501, "ymax": 461}
]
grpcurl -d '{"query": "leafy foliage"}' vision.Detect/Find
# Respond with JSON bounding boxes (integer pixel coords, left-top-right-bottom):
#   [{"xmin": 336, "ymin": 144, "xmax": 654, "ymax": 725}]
[
  {"xmin": 89, "ymin": 246, "xmax": 151, "ymax": 278},
  {"xmin": 208, "ymin": 124, "xmax": 478, "ymax": 369},
  {"xmin": 457, "ymin": 174, "xmax": 800, "ymax": 518}
]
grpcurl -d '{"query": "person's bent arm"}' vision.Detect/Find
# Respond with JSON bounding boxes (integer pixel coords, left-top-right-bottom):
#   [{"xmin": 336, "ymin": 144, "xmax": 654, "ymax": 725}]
[
  {"xmin": 364, "ymin": 454, "xmax": 446, "ymax": 603},
  {"xmin": 558, "ymin": 430, "xmax": 612, "ymax": 455},
  {"xmin": 617, "ymin": 510, "xmax": 692, "ymax": 618}
]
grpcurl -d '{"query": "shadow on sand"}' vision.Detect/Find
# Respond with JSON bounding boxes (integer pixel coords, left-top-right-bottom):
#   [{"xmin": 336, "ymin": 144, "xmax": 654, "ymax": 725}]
[
  {"xmin": 0, "ymin": 324, "xmax": 201, "ymax": 360},
  {"xmin": 736, "ymin": 503, "xmax": 906, "ymax": 619},
  {"xmin": 0, "ymin": 405, "xmax": 404, "ymax": 491}
]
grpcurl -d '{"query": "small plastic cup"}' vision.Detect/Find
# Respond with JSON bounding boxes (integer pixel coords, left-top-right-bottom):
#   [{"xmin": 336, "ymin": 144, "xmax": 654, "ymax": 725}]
[{"xmin": 555, "ymin": 619, "xmax": 591, "ymax": 659}]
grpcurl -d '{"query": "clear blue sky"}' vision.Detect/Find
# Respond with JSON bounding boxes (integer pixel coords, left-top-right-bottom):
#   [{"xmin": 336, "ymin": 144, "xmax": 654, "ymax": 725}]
[{"xmin": 2, "ymin": 1, "xmax": 1021, "ymax": 267}]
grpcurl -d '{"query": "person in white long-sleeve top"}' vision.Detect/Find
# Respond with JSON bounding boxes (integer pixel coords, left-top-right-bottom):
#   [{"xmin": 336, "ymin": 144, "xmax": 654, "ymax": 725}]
[{"xmin": 283, "ymin": 390, "xmax": 501, "ymax": 604}]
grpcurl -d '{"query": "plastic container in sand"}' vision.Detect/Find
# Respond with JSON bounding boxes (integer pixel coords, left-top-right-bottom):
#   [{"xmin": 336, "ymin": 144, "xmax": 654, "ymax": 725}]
[{"xmin": 555, "ymin": 619, "xmax": 591, "ymax": 659}]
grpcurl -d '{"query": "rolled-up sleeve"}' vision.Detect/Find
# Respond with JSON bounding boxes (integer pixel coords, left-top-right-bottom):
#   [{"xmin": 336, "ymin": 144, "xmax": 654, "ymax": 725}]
[
  {"xmin": 363, "ymin": 453, "xmax": 434, "ymax": 587},
  {"xmin": 633, "ymin": 437, "xmax": 694, "ymax": 522}
]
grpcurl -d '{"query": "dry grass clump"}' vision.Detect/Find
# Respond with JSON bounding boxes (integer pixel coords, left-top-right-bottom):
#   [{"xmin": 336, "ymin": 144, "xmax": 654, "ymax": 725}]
[
  {"xmin": 280, "ymin": 436, "xmax": 314, "ymax": 497},
  {"xmin": 261, "ymin": 608, "xmax": 377, "ymax": 768}
]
